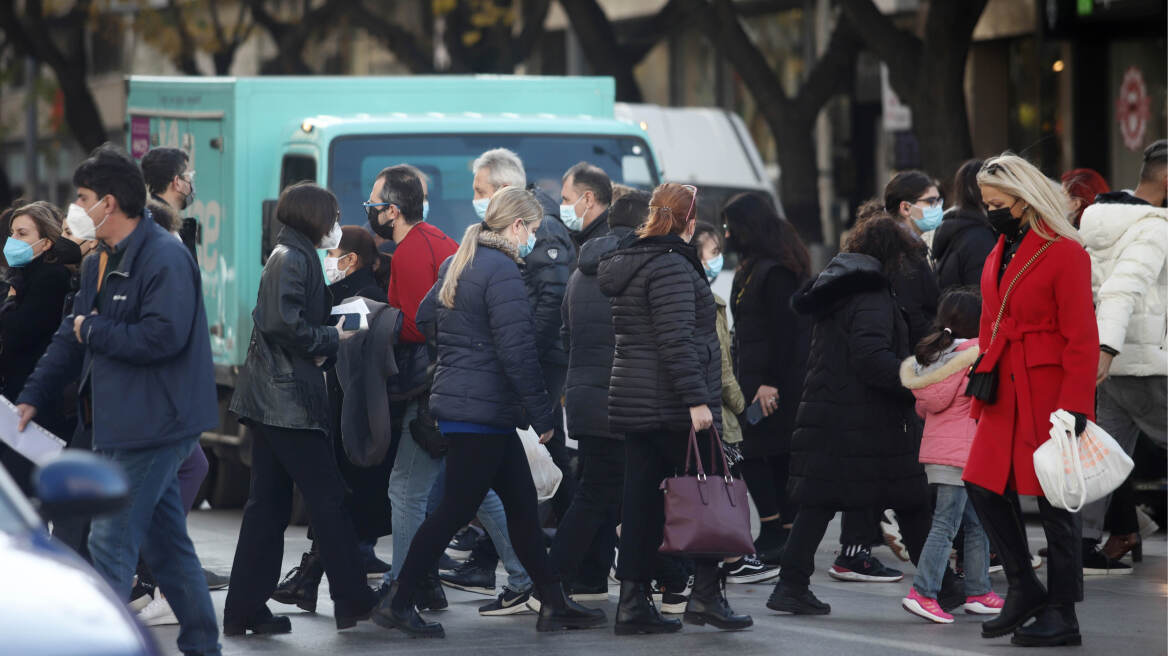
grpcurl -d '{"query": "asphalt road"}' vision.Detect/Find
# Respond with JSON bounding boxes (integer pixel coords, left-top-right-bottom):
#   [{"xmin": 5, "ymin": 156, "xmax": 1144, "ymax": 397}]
[{"xmin": 151, "ymin": 507, "xmax": 1168, "ymax": 656}]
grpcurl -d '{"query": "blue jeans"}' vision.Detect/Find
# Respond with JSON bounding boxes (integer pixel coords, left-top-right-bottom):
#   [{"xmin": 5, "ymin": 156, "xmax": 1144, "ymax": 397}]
[
  {"xmin": 89, "ymin": 437, "xmax": 220, "ymax": 656},
  {"xmin": 913, "ymin": 483, "xmax": 990, "ymax": 600},
  {"xmin": 387, "ymin": 402, "xmax": 443, "ymax": 582}
]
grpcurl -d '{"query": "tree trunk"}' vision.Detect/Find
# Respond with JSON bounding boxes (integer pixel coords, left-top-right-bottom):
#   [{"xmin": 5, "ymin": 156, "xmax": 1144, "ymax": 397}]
[
  {"xmin": 771, "ymin": 117, "xmax": 822, "ymax": 243},
  {"xmin": 57, "ymin": 69, "xmax": 107, "ymax": 152},
  {"xmin": 558, "ymin": 0, "xmax": 644, "ymax": 102}
]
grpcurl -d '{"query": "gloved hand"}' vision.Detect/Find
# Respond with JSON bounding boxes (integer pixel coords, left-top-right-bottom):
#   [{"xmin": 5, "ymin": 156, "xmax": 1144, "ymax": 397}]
[{"xmin": 1070, "ymin": 411, "xmax": 1087, "ymax": 437}]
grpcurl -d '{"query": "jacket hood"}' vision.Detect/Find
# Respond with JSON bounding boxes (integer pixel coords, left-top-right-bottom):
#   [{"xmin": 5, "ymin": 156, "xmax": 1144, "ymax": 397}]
[
  {"xmin": 597, "ymin": 234, "xmax": 702, "ymax": 297},
  {"xmin": 899, "ymin": 339, "xmax": 979, "ymax": 390},
  {"xmin": 791, "ymin": 252, "xmax": 887, "ymax": 317},
  {"xmin": 578, "ymin": 226, "xmax": 632, "ymax": 276},
  {"xmin": 1080, "ymin": 202, "xmax": 1168, "ymax": 251},
  {"xmin": 932, "ymin": 208, "xmax": 989, "ymax": 259}
]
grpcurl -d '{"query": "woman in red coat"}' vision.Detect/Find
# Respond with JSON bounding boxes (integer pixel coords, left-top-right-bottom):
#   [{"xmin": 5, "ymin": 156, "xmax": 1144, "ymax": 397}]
[{"xmin": 963, "ymin": 154, "xmax": 1098, "ymax": 648}]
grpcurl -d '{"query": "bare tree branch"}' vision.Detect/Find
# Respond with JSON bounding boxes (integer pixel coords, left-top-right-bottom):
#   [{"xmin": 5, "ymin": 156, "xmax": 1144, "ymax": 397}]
[
  {"xmin": 510, "ymin": 0, "xmax": 551, "ymax": 67},
  {"xmin": 349, "ymin": 1, "xmax": 435, "ymax": 73},
  {"xmin": 166, "ymin": 0, "xmax": 204, "ymax": 75},
  {"xmin": 837, "ymin": 0, "xmax": 920, "ymax": 100}
]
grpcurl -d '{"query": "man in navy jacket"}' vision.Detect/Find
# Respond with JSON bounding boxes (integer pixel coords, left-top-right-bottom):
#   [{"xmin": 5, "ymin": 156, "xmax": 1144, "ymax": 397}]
[{"xmin": 16, "ymin": 145, "xmax": 220, "ymax": 656}]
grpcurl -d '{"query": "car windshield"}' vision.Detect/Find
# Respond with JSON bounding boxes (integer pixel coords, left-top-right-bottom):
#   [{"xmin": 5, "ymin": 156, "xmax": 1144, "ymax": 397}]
[{"xmin": 330, "ymin": 133, "xmax": 658, "ymax": 240}]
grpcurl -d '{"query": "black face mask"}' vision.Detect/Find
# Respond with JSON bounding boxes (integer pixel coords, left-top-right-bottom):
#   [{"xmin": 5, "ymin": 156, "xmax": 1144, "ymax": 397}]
[
  {"xmin": 987, "ymin": 206, "xmax": 1022, "ymax": 241},
  {"xmin": 367, "ymin": 206, "xmax": 395, "ymax": 240}
]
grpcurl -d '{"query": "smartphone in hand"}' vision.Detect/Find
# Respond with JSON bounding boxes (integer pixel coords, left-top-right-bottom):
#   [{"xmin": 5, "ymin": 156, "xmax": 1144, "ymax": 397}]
[
  {"xmin": 744, "ymin": 399, "xmax": 765, "ymax": 426},
  {"xmin": 337, "ymin": 313, "xmax": 362, "ymax": 331}
]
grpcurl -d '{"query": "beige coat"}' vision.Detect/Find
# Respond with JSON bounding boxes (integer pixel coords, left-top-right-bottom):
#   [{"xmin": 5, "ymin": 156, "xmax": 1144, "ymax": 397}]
[{"xmin": 715, "ymin": 294, "xmax": 746, "ymax": 443}]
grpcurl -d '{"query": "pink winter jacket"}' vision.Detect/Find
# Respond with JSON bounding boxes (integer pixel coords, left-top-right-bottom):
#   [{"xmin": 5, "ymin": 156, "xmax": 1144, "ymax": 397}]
[{"xmin": 899, "ymin": 339, "xmax": 980, "ymax": 468}]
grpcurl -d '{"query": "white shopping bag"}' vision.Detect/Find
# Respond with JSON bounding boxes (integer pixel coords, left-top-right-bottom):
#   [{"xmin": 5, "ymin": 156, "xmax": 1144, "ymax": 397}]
[
  {"xmin": 1034, "ymin": 410, "xmax": 1134, "ymax": 512},
  {"xmin": 517, "ymin": 428, "xmax": 563, "ymax": 502}
]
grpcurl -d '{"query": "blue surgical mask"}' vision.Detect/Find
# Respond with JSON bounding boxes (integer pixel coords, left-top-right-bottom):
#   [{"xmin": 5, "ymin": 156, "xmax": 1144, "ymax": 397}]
[
  {"xmin": 473, "ymin": 197, "xmax": 490, "ymax": 220},
  {"xmin": 4, "ymin": 237, "xmax": 42, "ymax": 267},
  {"xmin": 422, "ymin": 200, "xmax": 430, "ymax": 221},
  {"xmin": 914, "ymin": 205, "xmax": 944, "ymax": 232},
  {"xmin": 560, "ymin": 201, "xmax": 582, "ymax": 232},
  {"xmin": 703, "ymin": 253, "xmax": 724, "ymax": 283},
  {"xmin": 518, "ymin": 228, "xmax": 537, "ymax": 258}
]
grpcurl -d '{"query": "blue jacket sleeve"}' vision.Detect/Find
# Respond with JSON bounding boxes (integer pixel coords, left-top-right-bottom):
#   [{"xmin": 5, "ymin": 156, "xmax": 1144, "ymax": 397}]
[
  {"xmin": 81, "ymin": 253, "xmax": 198, "ymax": 365},
  {"xmin": 486, "ymin": 263, "xmax": 556, "ymax": 434}
]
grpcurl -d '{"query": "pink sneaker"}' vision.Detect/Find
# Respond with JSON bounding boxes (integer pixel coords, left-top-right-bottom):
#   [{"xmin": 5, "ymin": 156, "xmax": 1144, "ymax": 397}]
[
  {"xmin": 901, "ymin": 588, "xmax": 954, "ymax": 624},
  {"xmin": 964, "ymin": 591, "xmax": 1005, "ymax": 615}
]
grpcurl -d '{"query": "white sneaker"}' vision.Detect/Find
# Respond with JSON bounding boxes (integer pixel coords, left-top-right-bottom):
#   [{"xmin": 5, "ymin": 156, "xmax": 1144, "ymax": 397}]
[
  {"xmin": 128, "ymin": 590, "xmax": 153, "ymax": 613},
  {"xmin": 881, "ymin": 509, "xmax": 909, "ymax": 562},
  {"xmin": 137, "ymin": 589, "xmax": 178, "ymax": 626}
]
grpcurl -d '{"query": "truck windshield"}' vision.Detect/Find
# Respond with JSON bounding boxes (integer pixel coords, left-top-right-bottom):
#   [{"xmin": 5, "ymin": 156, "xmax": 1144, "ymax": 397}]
[{"xmin": 330, "ymin": 133, "xmax": 658, "ymax": 239}]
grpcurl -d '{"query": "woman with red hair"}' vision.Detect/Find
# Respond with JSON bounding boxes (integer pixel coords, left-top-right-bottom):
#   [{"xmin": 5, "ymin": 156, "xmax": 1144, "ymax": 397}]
[{"xmin": 1060, "ymin": 168, "xmax": 1110, "ymax": 228}]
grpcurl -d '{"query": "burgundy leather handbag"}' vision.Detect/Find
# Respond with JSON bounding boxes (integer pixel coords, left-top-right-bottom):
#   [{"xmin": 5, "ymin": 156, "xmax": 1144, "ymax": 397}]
[{"xmin": 658, "ymin": 427, "xmax": 755, "ymax": 558}]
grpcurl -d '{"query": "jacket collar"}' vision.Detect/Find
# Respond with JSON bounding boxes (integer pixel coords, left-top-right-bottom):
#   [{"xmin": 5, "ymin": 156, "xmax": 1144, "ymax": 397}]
[
  {"xmin": 276, "ymin": 225, "xmax": 320, "ymax": 258},
  {"xmin": 329, "ymin": 266, "xmax": 379, "ymax": 300},
  {"xmin": 574, "ymin": 209, "xmax": 610, "ymax": 245},
  {"xmin": 990, "ymin": 228, "xmax": 1050, "ymax": 303},
  {"xmin": 99, "ymin": 217, "xmax": 154, "ymax": 276}
]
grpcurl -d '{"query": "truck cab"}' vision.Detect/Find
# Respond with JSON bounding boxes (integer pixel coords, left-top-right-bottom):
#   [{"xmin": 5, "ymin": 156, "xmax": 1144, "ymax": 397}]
[{"xmin": 126, "ymin": 76, "xmax": 660, "ymax": 508}]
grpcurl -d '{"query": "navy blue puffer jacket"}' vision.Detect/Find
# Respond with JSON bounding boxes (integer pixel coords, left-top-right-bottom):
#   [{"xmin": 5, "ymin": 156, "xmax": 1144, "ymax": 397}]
[{"xmin": 417, "ymin": 230, "xmax": 556, "ymax": 434}]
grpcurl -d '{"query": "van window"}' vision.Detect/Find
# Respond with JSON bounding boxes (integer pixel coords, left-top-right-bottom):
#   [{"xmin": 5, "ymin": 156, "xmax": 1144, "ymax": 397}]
[
  {"xmin": 329, "ymin": 134, "xmax": 657, "ymax": 239},
  {"xmin": 280, "ymin": 155, "xmax": 317, "ymax": 191}
]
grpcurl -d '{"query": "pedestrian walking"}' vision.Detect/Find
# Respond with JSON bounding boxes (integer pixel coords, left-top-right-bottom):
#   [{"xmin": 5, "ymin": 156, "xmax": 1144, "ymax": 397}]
[
  {"xmin": 932, "ymin": 159, "xmax": 997, "ymax": 291},
  {"xmin": 598, "ymin": 183, "xmax": 752, "ymax": 635},
  {"xmin": 373, "ymin": 186, "xmax": 605, "ymax": 638},
  {"xmin": 962, "ymin": 154, "xmax": 1098, "ymax": 647},
  {"xmin": 560, "ymin": 161, "xmax": 612, "ymax": 248},
  {"xmin": 15, "ymin": 144, "xmax": 221, "ymax": 656},
  {"xmin": 224, "ymin": 182, "xmax": 378, "ymax": 636},
  {"xmin": 898, "ymin": 288, "xmax": 1003, "ymax": 624}
]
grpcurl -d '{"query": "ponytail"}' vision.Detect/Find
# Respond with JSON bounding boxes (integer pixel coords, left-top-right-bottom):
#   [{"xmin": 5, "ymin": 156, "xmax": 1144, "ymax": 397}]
[
  {"xmin": 914, "ymin": 287, "xmax": 982, "ymax": 366},
  {"xmin": 914, "ymin": 328, "xmax": 956, "ymax": 367},
  {"xmin": 438, "ymin": 223, "xmax": 481, "ymax": 308}
]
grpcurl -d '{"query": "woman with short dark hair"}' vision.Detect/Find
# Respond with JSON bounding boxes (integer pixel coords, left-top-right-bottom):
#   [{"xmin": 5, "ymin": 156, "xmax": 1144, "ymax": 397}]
[
  {"xmin": 224, "ymin": 182, "xmax": 376, "ymax": 636},
  {"xmin": 933, "ymin": 159, "xmax": 996, "ymax": 291}
]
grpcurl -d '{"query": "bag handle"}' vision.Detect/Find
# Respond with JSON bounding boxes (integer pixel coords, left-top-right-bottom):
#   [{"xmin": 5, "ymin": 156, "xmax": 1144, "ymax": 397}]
[
  {"xmin": 684, "ymin": 424, "xmax": 734, "ymax": 483},
  {"xmin": 684, "ymin": 427, "xmax": 707, "ymax": 479},
  {"xmin": 1051, "ymin": 411, "xmax": 1088, "ymax": 512}
]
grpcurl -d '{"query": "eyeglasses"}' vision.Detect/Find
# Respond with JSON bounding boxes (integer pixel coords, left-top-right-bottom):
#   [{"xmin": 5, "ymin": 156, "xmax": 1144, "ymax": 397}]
[
  {"xmin": 362, "ymin": 201, "xmax": 392, "ymax": 210},
  {"xmin": 182, "ymin": 170, "xmax": 195, "ymax": 182},
  {"xmin": 915, "ymin": 196, "xmax": 943, "ymax": 207}
]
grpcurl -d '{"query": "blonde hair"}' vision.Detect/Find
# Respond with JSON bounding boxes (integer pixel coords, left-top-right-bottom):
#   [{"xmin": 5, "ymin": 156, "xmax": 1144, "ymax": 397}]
[
  {"xmin": 438, "ymin": 186, "xmax": 543, "ymax": 308},
  {"xmin": 976, "ymin": 153, "xmax": 1082, "ymax": 245}
]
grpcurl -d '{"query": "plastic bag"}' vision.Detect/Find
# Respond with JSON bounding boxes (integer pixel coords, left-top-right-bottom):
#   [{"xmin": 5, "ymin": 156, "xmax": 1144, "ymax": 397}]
[
  {"xmin": 517, "ymin": 428, "xmax": 563, "ymax": 502},
  {"xmin": 1034, "ymin": 410, "xmax": 1134, "ymax": 512}
]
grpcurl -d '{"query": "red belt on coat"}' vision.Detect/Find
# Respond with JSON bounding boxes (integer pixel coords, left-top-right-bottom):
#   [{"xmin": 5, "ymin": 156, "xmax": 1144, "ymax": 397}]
[{"xmin": 974, "ymin": 317, "xmax": 1059, "ymax": 442}]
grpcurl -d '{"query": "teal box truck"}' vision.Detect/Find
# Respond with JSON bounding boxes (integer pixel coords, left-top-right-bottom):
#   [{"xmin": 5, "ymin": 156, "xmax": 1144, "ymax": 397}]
[{"xmin": 125, "ymin": 75, "xmax": 660, "ymax": 507}]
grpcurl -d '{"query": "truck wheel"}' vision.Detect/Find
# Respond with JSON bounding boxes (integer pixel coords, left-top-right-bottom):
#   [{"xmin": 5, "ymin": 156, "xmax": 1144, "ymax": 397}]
[
  {"xmin": 290, "ymin": 486, "xmax": 311, "ymax": 526},
  {"xmin": 210, "ymin": 457, "xmax": 251, "ymax": 509}
]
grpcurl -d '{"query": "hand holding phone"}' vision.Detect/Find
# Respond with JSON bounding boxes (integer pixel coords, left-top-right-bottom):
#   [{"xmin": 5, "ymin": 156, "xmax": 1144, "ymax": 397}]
[{"xmin": 744, "ymin": 400, "xmax": 764, "ymax": 426}]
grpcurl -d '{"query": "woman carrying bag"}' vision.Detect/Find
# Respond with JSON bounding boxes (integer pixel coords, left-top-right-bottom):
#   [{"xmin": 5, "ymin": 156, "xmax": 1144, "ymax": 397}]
[
  {"xmin": 598, "ymin": 183, "xmax": 752, "ymax": 635},
  {"xmin": 962, "ymin": 154, "xmax": 1098, "ymax": 648}
]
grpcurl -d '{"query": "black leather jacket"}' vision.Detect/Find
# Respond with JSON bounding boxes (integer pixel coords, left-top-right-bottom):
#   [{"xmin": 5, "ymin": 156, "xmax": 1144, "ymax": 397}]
[{"xmin": 230, "ymin": 227, "xmax": 338, "ymax": 433}]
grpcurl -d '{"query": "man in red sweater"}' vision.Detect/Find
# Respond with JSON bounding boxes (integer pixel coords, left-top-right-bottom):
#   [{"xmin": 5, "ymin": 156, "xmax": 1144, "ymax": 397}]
[{"xmin": 366, "ymin": 164, "xmax": 457, "ymax": 611}]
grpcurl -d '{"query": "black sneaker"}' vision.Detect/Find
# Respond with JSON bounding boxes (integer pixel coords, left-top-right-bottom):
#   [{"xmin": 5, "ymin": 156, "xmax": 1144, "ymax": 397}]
[
  {"xmin": 364, "ymin": 555, "xmax": 392, "ymax": 579},
  {"xmin": 827, "ymin": 552, "xmax": 903, "ymax": 582},
  {"xmin": 655, "ymin": 577, "xmax": 691, "ymax": 615},
  {"xmin": 437, "ymin": 553, "xmax": 460, "ymax": 573},
  {"xmin": 445, "ymin": 526, "xmax": 479, "ymax": 558},
  {"xmin": 766, "ymin": 585, "xmax": 830, "ymax": 615},
  {"xmin": 478, "ymin": 588, "xmax": 534, "ymax": 616},
  {"xmin": 1083, "ymin": 545, "xmax": 1132, "ymax": 576},
  {"xmin": 568, "ymin": 582, "xmax": 609, "ymax": 602},
  {"xmin": 722, "ymin": 555, "xmax": 780, "ymax": 584},
  {"xmin": 439, "ymin": 560, "xmax": 496, "ymax": 596},
  {"xmin": 203, "ymin": 568, "xmax": 231, "ymax": 591}
]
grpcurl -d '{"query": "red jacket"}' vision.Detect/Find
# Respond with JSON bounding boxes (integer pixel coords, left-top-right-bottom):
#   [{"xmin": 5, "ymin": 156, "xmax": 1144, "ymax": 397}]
[
  {"xmin": 962, "ymin": 230, "xmax": 1098, "ymax": 495},
  {"xmin": 388, "ymin": 223, "xmax": 459, "ymax": 343}
]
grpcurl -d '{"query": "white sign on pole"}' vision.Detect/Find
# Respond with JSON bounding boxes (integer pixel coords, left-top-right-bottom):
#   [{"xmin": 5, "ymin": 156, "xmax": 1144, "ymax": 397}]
[{"xmin": 880, "ymin": 63, "xmax": 913, "ymax": 132}]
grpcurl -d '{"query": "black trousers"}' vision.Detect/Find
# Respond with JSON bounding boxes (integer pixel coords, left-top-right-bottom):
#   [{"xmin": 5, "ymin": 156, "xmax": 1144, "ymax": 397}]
[
  {"xmin": 740, "ymin": 453, "xmax": 794, "ymax": 522},
  {"xmin": 966, "ymin": 482, "xmax": 1083, "ymax": 604},
  {"xmin": 541, "ymin": 361, "xmax": 577, "ymax": 523},
  {"xmin": 549, "ymin": 436, "xmax": 623, "ymax": 586},
  {"xmin": 390, "ymin": 432, "xmax": 557, "ymax": 611},
  {"xmin": 779, "ymin": 502, "xmax": 931, "ymax": 590},
  {"xmin": 224, "ymin": 423, "xmax": 369, "ymax": 621},
  {"xmin": 618, "ymin": 428, "xmax": 720, "ymax": 583},
  {"xmin": 839, "ymin": 507, "xmax": 883, "ymax": 547}
]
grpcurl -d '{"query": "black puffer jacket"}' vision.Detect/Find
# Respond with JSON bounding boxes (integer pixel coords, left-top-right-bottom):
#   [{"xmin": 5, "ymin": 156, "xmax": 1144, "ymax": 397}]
[
  {"xmin": 0, "ymin": 256, "xmax": 71, "ymax": 401},
  {"xmin": 561, "ymin": 226, "xmax": 632, "ymax": 441},
  {"xmin": 932, "ymin": 208, "xmax": 995, "ymax": 291},
  {"xmin": 892, "ymin": 245, "xmax": 940, "ymax": 349},
  {"xmin": 524, "ymin": 188, "xmax": 577, "ymax": 367},
  {"xmin": 418, "ymin": 230, "xmax": 556, "ymax": 434},
  {"xmin": 730, "ymin": 259, "xmax": 810, "ymax": 457},
  {"xmin": 597, "ymin": 234, "xmax": 721, "ymax": 434},
  {"xmin": 788, "ymin": 253, "xmax": 925, "ymax": 510},
  {"xmin": 231, "ymin": 227, "xmax": 338, "ymax": 433}
]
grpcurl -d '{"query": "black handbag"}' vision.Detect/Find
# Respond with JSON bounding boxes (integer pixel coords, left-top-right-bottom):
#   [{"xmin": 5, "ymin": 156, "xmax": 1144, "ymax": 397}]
[
  {"xmin": 409, "ymin": 393, "xmax": 448, "ymax": 459},
  {"xmin": 965, "ymin": 241, "xmax": 1053, "ymax": 402}
]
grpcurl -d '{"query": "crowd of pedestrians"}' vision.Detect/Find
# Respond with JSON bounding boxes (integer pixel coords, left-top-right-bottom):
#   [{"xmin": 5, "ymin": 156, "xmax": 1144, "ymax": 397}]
[{"xmin": 0, "ymin": 137, "xmax": 1164, "ymax": 656}]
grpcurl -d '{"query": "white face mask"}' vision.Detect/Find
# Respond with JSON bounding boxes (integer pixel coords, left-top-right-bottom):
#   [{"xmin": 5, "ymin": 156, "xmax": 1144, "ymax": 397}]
[
  {"xmin": 319, "ymin": 222, "xmax": 342, "ymax": 250},
  {"xmin": 65, "ymin": 200, "xmax": 109, "ymax": 241},
  {"xmin": 323, "ymin": 255, "xmax": 351, "ymax": 284}
]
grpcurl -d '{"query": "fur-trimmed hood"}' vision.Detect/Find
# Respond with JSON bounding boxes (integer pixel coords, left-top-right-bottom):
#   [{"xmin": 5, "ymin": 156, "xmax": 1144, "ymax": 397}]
[
  {"xmin": 792, "ymin": 253, "xmax": 888, "ymax": 317},
  {"xmin": 478, "ymin": 228, "xmax": 522, "ymax": 262},
  {"xmin": 899, "ymin": 339, "xmax": 979, "ymax": 390}
]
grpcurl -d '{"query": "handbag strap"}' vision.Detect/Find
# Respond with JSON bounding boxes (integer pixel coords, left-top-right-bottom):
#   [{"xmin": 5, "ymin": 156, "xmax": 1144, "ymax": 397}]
[
  {"xmin": 684, "ymin": 428, "xmax": 707, "ymax": 478},
  {"xmin": 986, "ymin": 241, "xmax": 1054, "ymax": 348}
]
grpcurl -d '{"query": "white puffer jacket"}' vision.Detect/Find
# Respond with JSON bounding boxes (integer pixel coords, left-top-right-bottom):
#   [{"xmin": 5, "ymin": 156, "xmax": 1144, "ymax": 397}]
[{"xmin": 1080, "ymin": 202, "xmax": 1168, "ymax": 377}]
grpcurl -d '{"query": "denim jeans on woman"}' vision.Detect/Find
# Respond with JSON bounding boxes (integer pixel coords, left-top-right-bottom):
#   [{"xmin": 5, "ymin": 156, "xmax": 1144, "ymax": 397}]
[
  {"xmin": 88, "ymin": 436, "xmax": 220, "ymax": 656},
  {"xmin": 913, "ymin": 483, "xmax": 991, "ymax": 599}
]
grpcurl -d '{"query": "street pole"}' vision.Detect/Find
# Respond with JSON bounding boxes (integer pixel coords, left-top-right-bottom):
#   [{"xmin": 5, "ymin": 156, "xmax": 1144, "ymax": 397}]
[{"xmin": 24, "ymin": 57, "xmax": 38, "ymax": 199}]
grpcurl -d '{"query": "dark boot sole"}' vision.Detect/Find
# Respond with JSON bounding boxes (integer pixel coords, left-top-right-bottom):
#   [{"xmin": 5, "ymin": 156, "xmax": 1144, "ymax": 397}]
[
  {"xmin": 270, "ymin": 596, "xmax": 317, "ymax": 613},
  {"xmin": 614, "ymin": 621, "xmax": 683, "ymax": 635},
  {"xmin": 371, "ymin": 613, "xmax": 445, "ymax": 638},
  {"xmin": 765, "ymin": 599, "xmax": 830, "ymax": 616},
  {"xmin": 683, "ymin": 611, "xmax": 753, "ymax": 630},
  {"xmin": 981, "ymin": 605, "xmax": 1046, "ymax": 639},
  {"xmin": 336, "ymin": 611, "xmax": 371, "ymax": 630},
  {"xmin": 537, "ymin": 615, "xmax": 608, "ymax": 632},
  {"xmin": 1011, "ymin": 632, "xmax": 1082, "ymax": 647}
]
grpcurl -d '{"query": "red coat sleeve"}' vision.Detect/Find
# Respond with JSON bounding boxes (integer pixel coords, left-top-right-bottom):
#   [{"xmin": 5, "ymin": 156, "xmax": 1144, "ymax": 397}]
[{"xmin": 1053, "ymin": 243, "xmax": 1099, "ymax": 418}]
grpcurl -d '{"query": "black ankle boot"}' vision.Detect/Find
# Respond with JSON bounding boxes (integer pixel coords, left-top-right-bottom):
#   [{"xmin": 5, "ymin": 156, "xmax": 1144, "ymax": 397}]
[
  {"xmin": 371, "ymin": 581, "xmax": 445, "ymax": 638},
  {"xmin": 223, "ymin": 605, "xmax": 292, "ymax": 636},
  {"xmin": 334, "ymin": 586, "xmax": 379, "ymax": 630},
  {"xmin": 271, "ymin": 549, "xmax": 324, "ymax": 613},
  {"xmin": 535, "ymin": 582, "xmax": 607, "ymax": 632},
  {"xmin": 684, "ymin": 565, "xmax": 753, "ymax": 630},
  {"xmin": 765, "ymin": 582, "xmax": 831, "ymax": 615},
  {"xmin": 1011, "ymin": 604, "xmax": 1081, "ymax": 647},
  {"xmin": 981, "ymin": 583, "xmax": 1047, "ymax": 638},
  {"xmin": 614, "ymin": 581, "xmax": 683, "ymax": 635},
  {"xmin": 415, "ymin": 569, "xmax": 448, "ymax": 612}
]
